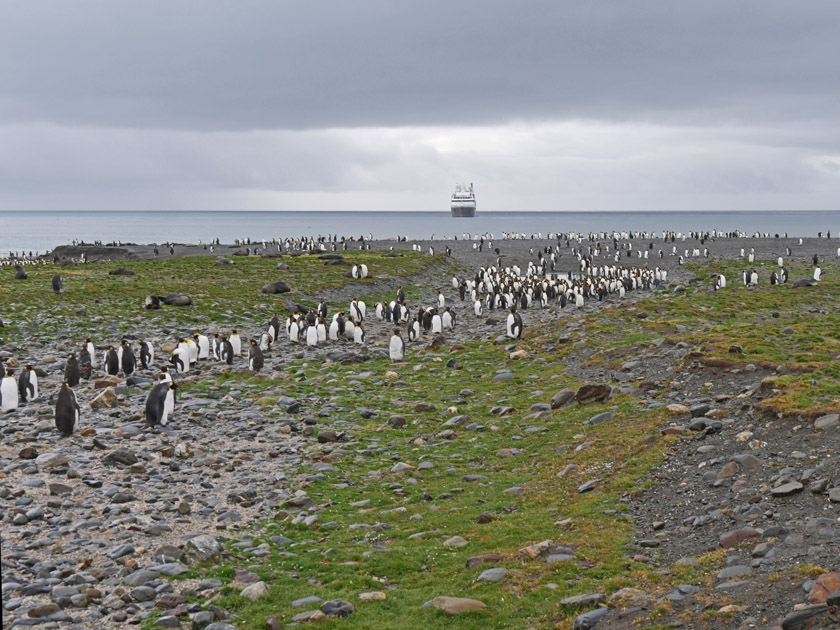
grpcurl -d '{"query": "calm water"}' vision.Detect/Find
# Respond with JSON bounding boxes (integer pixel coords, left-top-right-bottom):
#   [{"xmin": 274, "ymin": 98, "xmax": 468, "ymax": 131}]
[{"xmin": 2, "ymin": 210, "xmax": 840, "ymax": 255}]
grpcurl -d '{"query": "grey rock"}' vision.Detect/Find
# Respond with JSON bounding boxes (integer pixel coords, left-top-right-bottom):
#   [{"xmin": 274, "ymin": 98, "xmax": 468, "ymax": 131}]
[
  {"xmin": 292, "ymin": 595, "xmax": 324, "ymax": 608},
  {"xmin": 103, "ymin": 447, "xmax": 138, "ymax": 466},
  {"xmin": 320, "ymin": 599, "xmax": 355, "ymax": 617},
  {"xmin": 183, "ymin": 535, "xmax": 223, "ymax": 565},
  {"xmin": 781, "ymin": 604, "xmax": 828, "ymax": 630},
  {"xmin": 572, "ymin": 607, "xmax": 609, "ymax": 629},
  {"xmin": 476, "ymin": 568, "xmax": 507, "ymax": 582}
]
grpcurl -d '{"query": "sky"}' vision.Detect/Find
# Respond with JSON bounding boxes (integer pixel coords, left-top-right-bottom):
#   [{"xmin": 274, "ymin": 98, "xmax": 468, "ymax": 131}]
[{"xmin": 2, "ymin": 1, "xmax": 840, "ymax": 212}]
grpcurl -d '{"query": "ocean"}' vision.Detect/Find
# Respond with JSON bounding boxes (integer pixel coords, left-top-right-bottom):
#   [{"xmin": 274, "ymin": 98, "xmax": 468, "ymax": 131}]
[{"xmin": 2, "ymin": 210, "xmax": 840, "ymax": 256}]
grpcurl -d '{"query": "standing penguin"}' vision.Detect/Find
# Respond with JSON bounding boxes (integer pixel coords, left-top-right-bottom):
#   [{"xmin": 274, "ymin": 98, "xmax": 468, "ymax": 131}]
[
  {"xmin": 54, "ymin": 383, "xmax": 80, "ymax": 435},
  {"xmin": 268, "ymin": 314, "xmax": 281, "ymax": 342},
  {"xmin": 408, "ymin": 315, "xmax": 420, "ymax": 341},
  {"xmin": 230, "ymin": 329, "xmax": 242, "ymax": 356},
  {"xmin": 78, "ymin": 345, "xmax": 93, "ymax": 380},
  {"xmin": 184, "ymin": 337, "xmax": 198, "ymax": 364},
  {"xmin": 211, "ymin": 333, "xmax": 222, "ymax": 360},
  {"xmin": 259, "ymin": 331, "xmax": 273, "ymax": 351},
  {"xmin": 441, "ymin": 307, "xmax": 456, "ymax": 330},
  {"xmin": 305, "ymin": 322, "xmax": 319, "ymax": 347},
  {"xmin": 65, "ymin": 353, "xmax": 81, "ymax": 386},
  {"xmin": 145, "ymin": 380, "xmax": 176, "ymax": 428},
  {"xmin": 139, "ymin": 339, "xmax": 154, "ymax": 369},
  {"xmin": 120, "ymin": 340, "xmax": 136, "ymax": 376},
  {"xmin": 194, "ymin": 333, "xmax": 210, "ymax": 360},
  {"xmin": 18, "ymin": 365, "xmax": 38, "ymax": 403},
  {"xmin": 1, "ymin": 368, "xmax": 19, "ymax": 412},
  {"xmin": 249, "ymin": 339, "xmax": 265, "ymax": 371},
  {"xmin": 103, "ymin": 346, "xmax": 119, "ymax": 376},
  {"xmin": 316, "ymin": 317, "xmax": 327, "ymax": 343},
  {"xmin": 221, "ymin": 337, "xmax": 234, "ymax": 365},
  {"xmin": 52, "ymin": 274, "xmax": 62, "ymax": 294},
  {"xmin": 85, "ymin": 338, "xmax": 97, "ymax": 366},
  {"xmin": 506, "ymin": 307, "xmax": 523, "ymax": 339},
  {"xmin": 353, "ymin": 323, "xmax": 366, "ymax": 344},
  {"xmin": 389, "ymin": 329, "xmax": 405, "ymax": 361},
  {"xmin": 169, "ymin": 346, "xmax": 190, "ymax": 373}
]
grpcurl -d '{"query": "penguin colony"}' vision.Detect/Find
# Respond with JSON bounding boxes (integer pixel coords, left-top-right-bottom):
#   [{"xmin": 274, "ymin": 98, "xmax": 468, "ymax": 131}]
[{"xmin": 0, "ymin": 229, "xmax": 831, "ymax": 442}]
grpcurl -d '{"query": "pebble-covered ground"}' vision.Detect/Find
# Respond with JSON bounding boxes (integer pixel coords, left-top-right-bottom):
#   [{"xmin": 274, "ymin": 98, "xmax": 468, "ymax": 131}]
[{"xmin": 3, "ymin": 232, "xmax": 840, "ymax": 630}]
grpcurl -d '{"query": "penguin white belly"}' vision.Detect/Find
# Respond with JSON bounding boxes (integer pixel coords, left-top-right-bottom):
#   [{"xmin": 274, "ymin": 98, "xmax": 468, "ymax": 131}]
[
  {"xmin": 87, "ymin": 343, "xmax": 97, "ymax": 365},
  {"xmin": 317, "ymin": 324, "xmax": 326, "ymax": 343},
  {"xmin": 389, "ymin": 336, "xmax": 405, "ymax": 360},
  {"xmin": 306, "ymin": 326, "xmax": 318, "ymax": 346},
  {"xmin": 354, "ymin": 327, "xmax": 365, "ymax": 344},
  {"xmin": 197, "ymin": 337, "xmax": 210, "ymax": 359},
  {"xmin": 230, "ymin": 336, "xmax": 242, "ymax": 356},
  {"xmin": 1, "ymin": 378, "xmax": 19, "ymax": 412},
  {"xmin": 431, "ymin": 316, "xmax": 442, "ymax": 333},
  {"xmin": 328, "ymin": 321, "xmax": 339, "ymax": 340},
  {"xmin": 186, "ymin": 340, "xmax": 198, "ymax": 363},
  {"xmin": 160, "ymin": 389, "xmax": 175, "ymax": 426}
]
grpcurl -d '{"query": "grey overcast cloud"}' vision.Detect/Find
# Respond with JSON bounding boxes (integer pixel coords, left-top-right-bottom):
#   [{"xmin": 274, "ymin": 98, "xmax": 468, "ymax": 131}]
[{"xmin": 2, "ymin": 1, "xmax": 839, "ymax": 211}]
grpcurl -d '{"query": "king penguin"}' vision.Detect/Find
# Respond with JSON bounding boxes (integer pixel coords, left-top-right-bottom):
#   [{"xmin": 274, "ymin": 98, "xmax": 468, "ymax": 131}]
[
  {"xmin": 120, "ymin": 340, "xmax": 136, "ymax": 376},
  {"xmin": 79, "ymin": 345, "xmax": 93, "ymax": 380},
  {"xmin": 65, "ymin": 353, "xmax": 81, "ymax": 386},
  {"xmin": 52, "ymin": 274, "xmax": 62, "ymax": 294},
  {"xmin": 104, "ymin": 346, "xmax": 119, "ymax": 376},
  {"xmin": 85, "ymin": 338, "xmax": 96, "ymax": 366},
  {"xmin": 305, "ymin": 321, "xmax": 319, "ymax": 347},
  {"xmin": 389, "ymin": 329, "xmax": 405, "ymax": 361},
  {"xmin": 18, "ymin": 365, "xmax": 38, "ymax": 403},
  {"xmin": 221, "ymin": 337, "xmax": 234, "ymax": 365},
  {"xmin": 169, "ymin": 346, "xmax": 190, "ymax": 373},
  {"xmin": 55, "ymin": 383, "xmax": 80, "ymax": 435},
  {"xmin": 249, "ymin": 339, "xmax": 264, "ymax": 371},
  {"xmin": 145, "ymin": 380, "xmax": 176, "ymax": 428},
  {"xmin": 506, "ymin": 307, "xmax": 523, "ymax": 339},
  {"xmin": 194, "ymin": 333, "xmax": 210, "ymax": 360},
  {"xmin": 353, "ymin": 322, "xmax": 366, "ymax": 344},
  {"xmin": 139, "ymin": 339, "xmax": 154, "ymax": 369},
  {"xmin": 230, "ymin": 329, "xmax": 242, "ymax": 356},
  {"xmin": 1, "ymin": 368, "xmax": 19, "ymax": 412}
]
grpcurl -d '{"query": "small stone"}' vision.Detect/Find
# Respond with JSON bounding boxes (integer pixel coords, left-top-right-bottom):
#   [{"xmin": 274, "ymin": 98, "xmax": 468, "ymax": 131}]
[
  {"xmin": 358, "ymin": 591, "xmax": 386, "ymax": 601},
  {"xmin": 607, "ymin": 588, "xmax": 648, "ymax": 608},
  {"xmin": 292, "ymin": 596, "xmax": 324, "ymax": 608},
  {"xmin": 476, "ymin": 568, "xmax": 507, "ymax": 582},
  {"xmin": 421, "ymin": 596, "xmax": 487, "ymax": 615},
  {"xmin": 772, "ymin": 481, "xmax": 803, "ymax": 496},
  {"xmin": 443, "ymin": 536, "xmax": 468, "ymax": 548},
  {"xmin": 91, "ymin": 387, "xmax": 119, "ymax": 409},
  {"xmin": 720, "ymin": 528, "xmax": 761, "ymax": 549}
]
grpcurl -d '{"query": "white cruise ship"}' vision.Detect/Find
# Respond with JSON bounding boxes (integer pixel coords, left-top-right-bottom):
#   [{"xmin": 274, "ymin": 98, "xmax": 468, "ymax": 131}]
[{"xmin": 451, "ymin": 183, "xmax": 476, "ymax": 217}]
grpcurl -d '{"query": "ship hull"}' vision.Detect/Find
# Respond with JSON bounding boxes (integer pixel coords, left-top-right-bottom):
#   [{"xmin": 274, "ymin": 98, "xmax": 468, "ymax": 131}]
[{"xmin": 450, "ymin": 204, "xmax": 476, "ymax": 218}]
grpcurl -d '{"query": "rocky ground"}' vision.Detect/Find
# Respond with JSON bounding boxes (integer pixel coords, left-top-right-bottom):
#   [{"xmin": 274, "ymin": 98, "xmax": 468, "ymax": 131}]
[{"xmin": 2, "ymin": 234, "xmax": 840, "ymax": 630}]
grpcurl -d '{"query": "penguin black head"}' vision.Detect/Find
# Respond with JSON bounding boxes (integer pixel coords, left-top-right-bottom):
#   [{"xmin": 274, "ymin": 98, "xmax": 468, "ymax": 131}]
[
  {"xmin": 394, "ymin": 329, "xmax": 401, "ymax": 335},
  {"xmin": 232, "ymin": 329, "xmax": 238, "ymax": 335},
  {"xmin": 108, "ymin": 345, "xmax": 114, "ymax": 350},
  {"xmin": 250, "ymin": 339, "xmax": 257, "ymax": 346},
  {"xmin": 193, "ymin": 333, "xmax": 199, "ymax": 339}
]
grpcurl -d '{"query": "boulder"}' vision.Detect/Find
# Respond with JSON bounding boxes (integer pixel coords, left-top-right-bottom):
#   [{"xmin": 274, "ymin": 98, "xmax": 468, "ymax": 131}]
[
  {"xmin": 108, "ymin": 268, "xmax": 136, "ymax": 276},
  {"xmin": 575, "ymin": 384, "xmax": 611, "ymax": 404}
]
